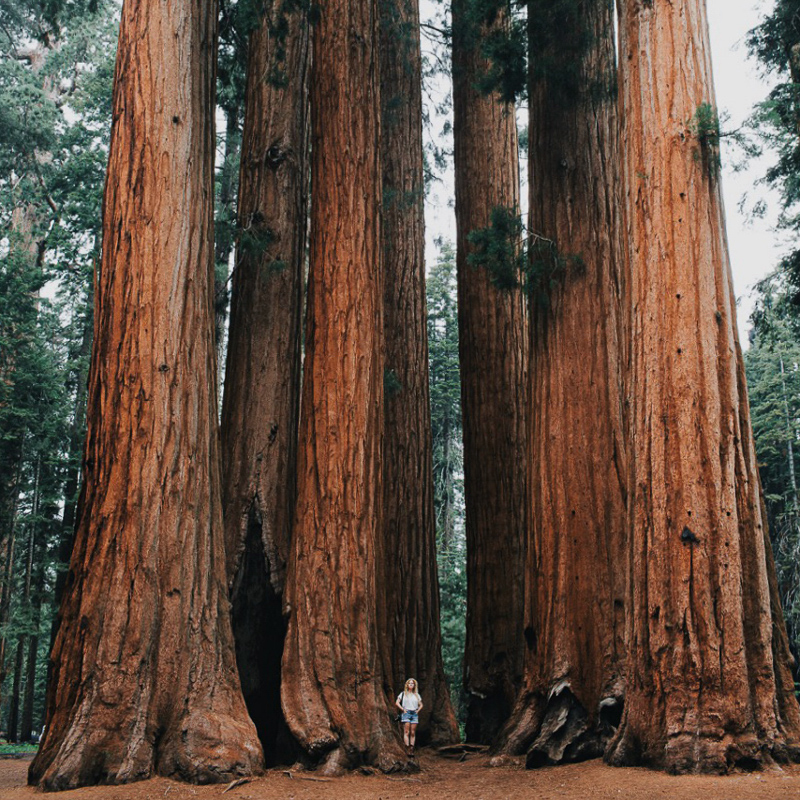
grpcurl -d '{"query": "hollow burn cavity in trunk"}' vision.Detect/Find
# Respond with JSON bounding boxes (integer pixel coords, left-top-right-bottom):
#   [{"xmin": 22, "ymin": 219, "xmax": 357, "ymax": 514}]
[
  {"xmin": 230, "ymin": 513, "xmax": 296, "ymax": 766},
  {"xmin": 466, "ymin": 689, "xmax": 512, "ymax": 745},
  {"xmin": 526, "ymin": 688, "xmax": 623, "ymax": 769}
]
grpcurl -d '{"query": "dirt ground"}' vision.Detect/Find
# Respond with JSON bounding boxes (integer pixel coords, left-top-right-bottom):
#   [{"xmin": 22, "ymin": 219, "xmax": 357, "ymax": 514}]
[
  {"xmin": 7, "ymin": 751, "xmax": 800, "ymax": 800},
  {"xmin": 5, "ymin": 750, "xmax": 800, "ymax": 800}
]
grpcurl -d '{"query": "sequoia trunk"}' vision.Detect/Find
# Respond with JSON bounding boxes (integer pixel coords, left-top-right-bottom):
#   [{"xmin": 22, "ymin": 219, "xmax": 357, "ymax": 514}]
[
  {"xmin": 378, "ymin": 0, "xmax": 459, "ymax": 746},
  {"xmin": 219, "ymin": 0, "xmax": 308, "ymax": 765},
  {"xmin": 496, "ymin": 0, "xmax": 628, "ymax": 766},
  {"xmin": 279, "ymin": 0, "xmax": 405, "ymax": 773},
  {"xmin": 28, "ymin": 0, "xmax": 263, "ymax": 787},
  {"xmin": 606, "ymin": 0, "xmax": 800, "ymax": 772},
  {"xmin": 452, "ymin": 0, "xmax": 528, "ymax": 743}
]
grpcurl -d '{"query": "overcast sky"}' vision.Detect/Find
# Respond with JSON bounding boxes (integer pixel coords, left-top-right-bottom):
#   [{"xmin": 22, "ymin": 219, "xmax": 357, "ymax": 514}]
[
  {"xmin": 422, "ymin": 0, "xmax": 785, "ymax": 345},
  {"xmin": 708, "ymin": 0, "xmax": 781, "ymax": 342}
]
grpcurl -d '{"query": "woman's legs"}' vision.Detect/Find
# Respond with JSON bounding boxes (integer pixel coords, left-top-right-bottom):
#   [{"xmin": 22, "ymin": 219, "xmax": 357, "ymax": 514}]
[
  {"xmin": 409, "ymin": 722, "xmax": 418, "ymax": 753},
  {"xmin": 403, "ymin": 721, "xmax": 411, "ymax": 750}
]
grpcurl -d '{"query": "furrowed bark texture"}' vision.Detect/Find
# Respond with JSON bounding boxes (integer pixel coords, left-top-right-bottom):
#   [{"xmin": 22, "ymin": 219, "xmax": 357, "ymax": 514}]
[
  {"xmin": 378, "ymin": 0, "xmax": 459, "ymax": 747},
  {"xmin": 219, "ymin": 1, "xmax": 308, "ymax": 765},
  {"xmin": 280, "ymin": 0, "xmax": 405, "ymax": 774},
  {"xmin": 28, "ymin": 0, "xmax": 264, "ymax": 788},
  {"xmin": 496, "ymin": 0, "xmax": 628, "ymax": 766},
  {"xmin": 606, "ymin": 0, "xmax": 800, "ymax": 773},
  {"xmin": 452, "ymin": 0, "xmax": 528, "ymax": 744}
]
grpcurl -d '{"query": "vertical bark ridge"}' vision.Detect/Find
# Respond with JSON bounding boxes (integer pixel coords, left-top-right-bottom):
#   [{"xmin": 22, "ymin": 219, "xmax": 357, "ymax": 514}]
[
  {"xmin": 280, "ymin": 0, "xmax": 406, "ymax": 773},
  {"xmin": 28, "ymin": 0, "xmax": 263, "ymax": 788},
  {"xmin": 452, "ymin": 0, "xmax": 528, "ymax": 744},
  {"xmin": 607, "ymin": 0, "xmax": 800, "ymax": 773},
  {"xmin": 219, "ymin": 0, "xmax": 309, "ymax": 765},
  {"xmin": 496, "ymin": 0, "xmax": 628, "ymax": 766},
  {"xmin": 379, "ymin": 0, "xmax": 459, "ymax": 746}
]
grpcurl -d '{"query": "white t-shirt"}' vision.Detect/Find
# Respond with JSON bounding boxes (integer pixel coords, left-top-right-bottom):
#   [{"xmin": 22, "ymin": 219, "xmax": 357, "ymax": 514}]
[{"xmin": 397, "ymin": 691, "xmax": 421, "ymax": 712}]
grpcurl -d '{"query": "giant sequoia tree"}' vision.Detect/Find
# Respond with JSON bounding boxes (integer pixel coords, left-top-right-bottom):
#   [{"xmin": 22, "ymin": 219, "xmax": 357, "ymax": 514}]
[
  {"xmin": 497, "ymin": 0, "xmax": 628, "ymax": 766},
  {"xmin": 452, "ymin": 0, "xmax": 528, "ymax": 743},
  {"xmin": 279, "ymin": 0, "xmax": 405, "ymax": 773},
  {"xmin": 219, "ymin": 0, "xmax": 309, "ymax": 764},
  {"xmin": 28, "ymin": 0, "xmax": 263, "ymax": 787},
  {"xmin": 378, "ymin": 0, "xmax": 459, "ymax": 746},
  {"xmin": 606, "ymin": 0, "xmax": 800, "ymax": 773}
]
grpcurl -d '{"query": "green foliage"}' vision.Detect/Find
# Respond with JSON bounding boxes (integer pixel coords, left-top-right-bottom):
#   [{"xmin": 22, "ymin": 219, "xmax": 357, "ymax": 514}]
[
  {"xmin": 526, "ymin": 0, "xmax": 590, "ymax": 105},
  {"xmin": 467, "ymin": 205, "xmax": 525, "ymax": 290},
  {"xmin": 0, "ymin": 740, "xmax": 38, "ymax": 753},
  {"xmin": 745, "ymin": 275, "xmax": 800, "ymax": 670},
  {"xmin": 453, "ymin": 0, "xmax": 527, "ymax": 104},
  {"xmin": 463, "ymin": 0, "xmax": 616, "ymax": 107},
  {"xmin": 427, "ymin": 241, "xmax": 467, "ymax": 721},
  {"xmin": 384, "ymin": 368, "xmax": 403, "ymax": 399},
  {"xmin": 690, "ymin": 102, "xmax": 721, "ymax": 179},
  {"xmin": 467, "ymin": 205, "xmax": 581, "ymax": 307},
  {"xmin": 0, "ymin": 0, "xmax": 114, "ymax": 738},
  {"xmin": 474, "ymin": 9, "xmax": 526, "ymax": 103},
  {"xmin": 237, "ymin": 217, "xmax": 277, "ymax": 262},
  {"xmin": 218, "ymin": 0, "xmax": 314, "ymax": 96},
  {"xmin": 746, "ymin": 1, "xmax": 800, "ymax": 299},
  {"xmin": 265, "ymin": 0, "xmax": 315, "ymax": 87}
]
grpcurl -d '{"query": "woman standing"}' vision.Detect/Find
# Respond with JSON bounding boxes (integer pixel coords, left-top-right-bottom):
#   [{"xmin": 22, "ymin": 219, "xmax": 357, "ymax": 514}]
[{"xmin": 395, "ymin": 678, "xmax": 423, "ymax": 757}]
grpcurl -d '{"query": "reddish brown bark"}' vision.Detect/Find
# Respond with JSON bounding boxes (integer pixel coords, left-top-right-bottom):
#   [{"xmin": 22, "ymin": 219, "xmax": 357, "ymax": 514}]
[
  {"xmin": 28, "ymin": 0, "xmax": 263, "ymax": 788},
  {"xmin": 606, "ymin": 0, "xmax": 800, "ymax": 773},
  {"xmin": 452, "ymin": 0, "xmax": 528, "ymax": 744},
  {"xmin": 279, "ymin": 0, "xmax": 405, "ymax": 773},
  {"xmin": 219, "ymin": 0, "xmax": 308, "ymax": 764},
  {"xmin": 496, "ymin": 0, "xmax": 628, "ymax": 766},
  {"xmin": 378, "ymin": 0, "xmax": 459, "ymax": 747}
]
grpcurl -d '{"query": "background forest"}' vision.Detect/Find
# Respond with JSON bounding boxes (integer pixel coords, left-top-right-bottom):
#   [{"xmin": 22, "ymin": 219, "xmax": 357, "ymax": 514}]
[{"xmin": 1, "ymin": 0, "xmax": 800, "ymax": 749}]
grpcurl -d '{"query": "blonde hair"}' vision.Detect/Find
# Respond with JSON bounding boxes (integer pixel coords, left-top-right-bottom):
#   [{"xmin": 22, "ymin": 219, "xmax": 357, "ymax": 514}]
[{"xmin": 403, "ymin": 678, "xmax": 421, "ymax": 699}]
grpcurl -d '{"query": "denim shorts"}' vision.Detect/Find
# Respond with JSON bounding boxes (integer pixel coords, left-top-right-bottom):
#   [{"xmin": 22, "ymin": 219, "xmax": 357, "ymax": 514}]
[{"xmin": 401, "ymin": 711, "xmax": 419, "ymax": 724}]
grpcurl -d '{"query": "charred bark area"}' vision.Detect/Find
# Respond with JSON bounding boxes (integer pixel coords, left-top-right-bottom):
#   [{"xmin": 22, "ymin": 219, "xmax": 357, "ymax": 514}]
[
  {"xmin": 378, "ymin": 0, "xmax": 459, "ymax": 747},
  {"xmin": 230, "ymin": 513, "xmax": 296, "ymax": 766},
  {"xmin": 495, "ymin": 0, "xmax": 628, "ymax": 766},
  {"xmin": 523, "ymin": 687, "xmax": 623, "ymax": 769},
  {"xmin": 466, "ymin": 690, "xmax": 513, "ymax": 746},
  {"xmin": 219, "ymin": 0, "xmax": 308, "ymax": 765},
  {"xmin": 452, "ymin": 0, "xmax": 528, "ymax": 744},
  {"xmin": 279, "ymin": 0, "xmax": 405, "ymax": 774},
  {"xmin": 606, "ymin": 0, "xmax": 800, "ymax": 774},
  {"xmin": 28, "ymin": 0, "xmax": 263, "ymax": 788}
]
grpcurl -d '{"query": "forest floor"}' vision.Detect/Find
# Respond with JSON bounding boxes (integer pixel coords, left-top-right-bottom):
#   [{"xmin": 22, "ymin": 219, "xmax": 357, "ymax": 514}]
[{"xmin": 4, "ymin": 749, "xmax": 800, "ymax": 799}]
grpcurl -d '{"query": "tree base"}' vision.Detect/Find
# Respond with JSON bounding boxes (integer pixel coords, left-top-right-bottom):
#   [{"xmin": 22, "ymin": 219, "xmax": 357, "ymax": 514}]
[
  {"xmin": 606, "ymin": 723, "xmax": 800, "ymax": 775},
  {"xmin": 528, "ymin": 687, "xmax": 621, "ymax": 768},
  {"xmin": 495, "ymin": 685, "xmax": 623, "ymax": 768},
  {"xmin": 30, "ymin": 709, "xmax": 263, "ymax": 792},
  {"xmin": 312, "ymin": 742, "xmax": 408, "ymax": 776}
]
